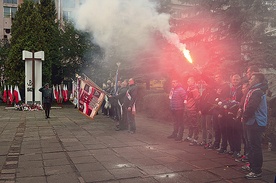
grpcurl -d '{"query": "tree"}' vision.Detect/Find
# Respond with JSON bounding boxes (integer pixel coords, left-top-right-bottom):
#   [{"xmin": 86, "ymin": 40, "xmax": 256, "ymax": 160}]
[
  {"xmin": 38, "ymin": 0, "xmax": 63, "ymax": 84},
  {"xmin": 4, "ymin": 0, "xmax": 62, "ymax": 87},
  {"xmin": 60, "ymin": 22, "xmax": 104, "ymax": 84},
  {"xmin": 170, "ymin": 0, "xmax": 276, "ymax": 77}
]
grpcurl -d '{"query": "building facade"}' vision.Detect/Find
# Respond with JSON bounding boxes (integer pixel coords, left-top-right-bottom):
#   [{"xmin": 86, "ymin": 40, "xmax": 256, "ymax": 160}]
[{"xmin": 0, "ymin": 0, "xmax": 84, "ymax": 40}]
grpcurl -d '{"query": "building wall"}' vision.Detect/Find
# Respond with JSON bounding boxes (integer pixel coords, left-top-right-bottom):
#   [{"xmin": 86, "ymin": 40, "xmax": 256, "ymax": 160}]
[{"xmin": 0, "ymin": 0, "xmax": 83, "ymax": 40}]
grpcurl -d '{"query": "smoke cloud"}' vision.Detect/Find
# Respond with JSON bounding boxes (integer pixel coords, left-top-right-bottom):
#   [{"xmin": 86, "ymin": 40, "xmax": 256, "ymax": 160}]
[{"xmin": 73, "ymin": 0, "xmax": 185, "ymax": 63}]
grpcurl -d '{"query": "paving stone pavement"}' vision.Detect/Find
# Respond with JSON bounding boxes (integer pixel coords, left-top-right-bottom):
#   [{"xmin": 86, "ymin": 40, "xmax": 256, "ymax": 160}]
[{"xmin": 0, "ymin": 105, "xmax": 275, "ymax": 183}]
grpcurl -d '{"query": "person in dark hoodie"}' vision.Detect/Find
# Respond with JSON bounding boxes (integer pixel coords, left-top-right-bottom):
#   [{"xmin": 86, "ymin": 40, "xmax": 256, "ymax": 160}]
[{"xmin": 241, "ymin": 72, "xmax": 268, "ymax": 180}]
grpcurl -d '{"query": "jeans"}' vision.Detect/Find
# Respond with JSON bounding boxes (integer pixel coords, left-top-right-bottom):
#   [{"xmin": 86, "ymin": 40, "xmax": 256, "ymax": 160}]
[
  {"xmin": 171, "ymin": 110, "xmax": 184, "ymax": 138},
  {"xmin": 186, "ymin": 110, "xmax": 199, "ymax": 140},
  {"xmin": 246, "ymin": 123, "xmax": 266, "ymax": 174},
  {"xmin": 201, "ymin": 114, "xmax": 213, "ymax": 143}
]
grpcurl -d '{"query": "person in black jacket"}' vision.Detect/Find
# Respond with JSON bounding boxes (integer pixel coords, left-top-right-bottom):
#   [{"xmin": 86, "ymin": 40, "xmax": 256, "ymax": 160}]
[
  {"xmin": 124, "ymin": 78, "xmax": 138, "ymax": 134},
  {"xmin": 198, "ymin": 84, "xmax": 217, "ymax": 148},
  {"xmin": 113, "ymin": 80, "xmax": 128, "ymax": 131},
  {"xmin": 39, "ymin": 83, "xmax": 54, "ymax": 119}
]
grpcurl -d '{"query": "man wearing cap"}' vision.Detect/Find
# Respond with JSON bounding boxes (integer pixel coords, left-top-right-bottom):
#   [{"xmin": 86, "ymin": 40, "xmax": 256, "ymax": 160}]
[{"xmin": 39, "ymin": 83, "xmax": 54, "ymax": 119}]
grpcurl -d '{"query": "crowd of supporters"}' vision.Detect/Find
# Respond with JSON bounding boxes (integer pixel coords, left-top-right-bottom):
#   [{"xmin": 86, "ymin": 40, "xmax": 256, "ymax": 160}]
[{"xmin": 167, "ymin": 65, "xmax": 273, "ymax": 180}]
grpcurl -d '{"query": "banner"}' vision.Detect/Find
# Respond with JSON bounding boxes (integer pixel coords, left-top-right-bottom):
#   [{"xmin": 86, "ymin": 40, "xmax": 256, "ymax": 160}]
[{"xmin": 78, "ymin": 78, "xmax": 105, "ymax": 119}]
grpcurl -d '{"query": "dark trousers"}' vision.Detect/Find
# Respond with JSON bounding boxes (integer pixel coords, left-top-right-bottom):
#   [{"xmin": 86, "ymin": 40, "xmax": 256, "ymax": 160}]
[
  {"xmin": 246, "ymin": 123, "xmax": 266, "ymax": 174},
  {"xmin": 220, "ymin": 115, "xmax": 229, "ymax": 150},
  {"xmin": 241, "ymin": 123, "xmax": 249, "ymax": 155},
  {"xmin": 171, "ymin": 110, "xmax": 184, "ymax": 138},
  {"xmin": 43, "ymin": 103, "xmax": 51, "ymax": 117},
  {"xmin": 201, "ymin": 114, "xmax": 213, "ymax": 143},
  {"xmin": 126, "ymin": 108, "xmax": 136, "ymax": 132},
  {"xmin": 230, "ymin": 118, "xmax": 242, "ymax": 152},
  {"xmin": 119, "ymin": 106, "xmax": 127, "ymax": 130},
  {"xmin": 213, "ymin": 113, "xmax": 221, "ymax": 148},
  {"xmin": 187, "ymin": 110, "xmax": 199, "ymax": 140}
]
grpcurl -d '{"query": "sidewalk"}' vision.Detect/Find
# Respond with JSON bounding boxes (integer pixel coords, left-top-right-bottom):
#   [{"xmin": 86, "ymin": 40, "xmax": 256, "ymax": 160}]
[{"xmin": 0, "ymin": 106, "xmax": 275, "ymax": 183}]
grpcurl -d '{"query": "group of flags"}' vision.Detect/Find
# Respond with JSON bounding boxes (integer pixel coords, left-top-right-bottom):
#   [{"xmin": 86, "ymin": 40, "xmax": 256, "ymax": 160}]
[
  {"xmin": 53, "ymin": 84, "xmax": 68, "ymax": 103},
  {"xmin": 2, "ymin": 85, "xmax": 22, "ymax": 104}
]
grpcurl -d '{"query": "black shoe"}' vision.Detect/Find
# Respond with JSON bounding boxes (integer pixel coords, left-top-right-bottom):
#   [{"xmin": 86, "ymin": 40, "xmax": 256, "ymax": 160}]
[
  {"xmin": 241, "ymin": 155, "xmax": 249, "ymax": 162},
  {"xmin": 45, "ymin": 116, "xmax": 48, "ymax": 119},
  {"xmin": 217, "ymin": 149, "xmax": 227, "ymax": 154},
  {"xmin": 167, "ymin": 134, "xmax": 177, "ymax": 139},
  {"xmin": 183, "ymin": 137, "xmax": 192, "ymax": 142},
  {"xmin": 228, "ymin": 151, "xmax": 234, "ymax": 155},
  {"xmin": 175, "ymin": 137, "xmax": 183, "ymax": 141}
]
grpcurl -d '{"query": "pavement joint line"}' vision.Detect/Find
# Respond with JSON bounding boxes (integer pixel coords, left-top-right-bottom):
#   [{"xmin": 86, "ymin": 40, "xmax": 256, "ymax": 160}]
[
  {"xmin": 0, "ymin": 120, "xmax": 26, "ymax": 183},
  {"xmin": 47, "ymin": 123, "xmax": 84, "ymax": 183}
]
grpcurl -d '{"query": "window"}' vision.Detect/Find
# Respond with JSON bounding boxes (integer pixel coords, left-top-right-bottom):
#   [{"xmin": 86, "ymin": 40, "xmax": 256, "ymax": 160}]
[
  {"xmin": 63, "ymin": 11, "xmax": 72, "ymax": 21},
  {"xmin": 62, "ymin": 0, "xmax": 75, "ymax": 8},
  {"xmin": 3, "ymin": 0, "xmax": 17, "ymax": 4},
  {"xmin": 5, "ymin": 29, "xmax": 11, "ymax": 34},
  {"xmin": 4, "ymin": 6, "xmax": 17, "ymax": 18}
]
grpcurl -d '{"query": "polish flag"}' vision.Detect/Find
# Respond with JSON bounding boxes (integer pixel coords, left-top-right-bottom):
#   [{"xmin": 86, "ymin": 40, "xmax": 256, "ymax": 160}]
[
  {"xmin": 55, "ymin": 84, "xmax": 59, "ymax": 101},
  {"xmin": 59, "ymin": 85, "xmax": 63, "ymax": 103},
  {"xmin": 9, "ymin": 85, "xmax": 13, "ymax": 104},
  {"xmin": 63, "ymin": 85, "xmax": 68, "ymax": 102},
  {"xmin": 53, "ymin": 85, "xmax": 56, "ymax": 99},
  {"xmin": 2, "ymin": 85, "xmax": 7, "ymax": 103},
  {"xmin": 17, "ymin": 86, "xmax": 21, "ymax": 103},
  {"xmin": 13, "ymin": 85, "xmax": 19, "ymax": 104}
]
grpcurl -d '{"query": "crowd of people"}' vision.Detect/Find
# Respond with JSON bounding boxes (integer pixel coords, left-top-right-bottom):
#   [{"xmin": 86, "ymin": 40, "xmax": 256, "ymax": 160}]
[
  {"xmin": 101, "ymin": 78, "xmax": 138, "ymax": 134},
  {"xmin": 99, "ymin": 66, "xmax": 271, "ymax": 180},
  {"xmin": 168, "ymin": 66, "xmax": 270, "ymax": 180}
]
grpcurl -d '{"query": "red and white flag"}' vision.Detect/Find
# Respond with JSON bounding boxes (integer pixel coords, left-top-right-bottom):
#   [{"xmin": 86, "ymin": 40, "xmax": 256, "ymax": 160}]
[
  {"xmin": 63, "ymin": 85, "xmax": 68, "ymax": 102},
  {"xmin": 59, "ymin": 85, "xmax": 63, "ymax": 103},
  {"xmin": 53, "ymin": 85, "xmax": 56, "ymax": 99},
  {"xmin": 55, "ymin": 84, "xmax": 59, "ymax": 102},
  {"xmin": 13, "ymin": 85, "xmax": 19, "ymax": 104},
  {"xmin": 17, "ymin": 86, "xmax": 21, "ymax": 103},
  {"xmin": 3, "ymin": 85, "xmax": 7, "ymax": 103},
  {"xmin": 9, "ymin": 85, "xmax": 13, "ymax": 104}
]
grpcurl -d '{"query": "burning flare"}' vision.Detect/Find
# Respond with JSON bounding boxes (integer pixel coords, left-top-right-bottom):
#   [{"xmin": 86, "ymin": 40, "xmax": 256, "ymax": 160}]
[{"xmin": 182, "ymin": 48, "xmax": 193, "ymax": 64}]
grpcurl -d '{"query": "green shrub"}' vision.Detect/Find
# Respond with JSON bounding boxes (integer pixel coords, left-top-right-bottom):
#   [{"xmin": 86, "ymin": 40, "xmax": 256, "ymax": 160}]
[{"xmin": 142, "ymin": 92, "xmax": 172, "ymax": 121}]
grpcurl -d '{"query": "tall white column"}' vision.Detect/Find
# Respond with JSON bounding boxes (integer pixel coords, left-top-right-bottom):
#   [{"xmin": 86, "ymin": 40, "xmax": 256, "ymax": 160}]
[{"xmin": 22, "ymin": 50, "xmax": 44, "ymax": 105}]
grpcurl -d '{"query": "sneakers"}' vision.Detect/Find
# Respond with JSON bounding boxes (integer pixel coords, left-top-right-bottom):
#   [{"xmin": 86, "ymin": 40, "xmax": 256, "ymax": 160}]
[
  {"xmin": 228, "ymin": 151, "xmax": 234, "ymax": 155},
  {"xmin": 241, "ymin": 155, "xmax": 249, "ymax": 162},
  {"xmin": 232, "ymin": 151, "xmax": 242, "ymax": 159},
  {"xmin": 217, "ymin": 149, "xmax": 227, "ymax": 154},
  {"xmin": 199, "ymin": 141, "xmax": 206, "ymax": 146},
  {"xmin": 183, "ymin": 137, "xmax": 192, "ymax": 142},
  {"xmin": 241, "ymin": 163, "xmax": 251, "ymax": 172},
  {"xmin": 167, "ymin": 134, "xmax": 177, "ymax": 139},
  {"xmin": 175, "ymin": 136, "xmax": 183, "ymax": 141},
  {"xmin": 189, "ymin": 140, "xmax": 198, "ymax": 146},
  {"xmin": 245, "ymin": 172, "xmax": 262, "ymax": 179}
]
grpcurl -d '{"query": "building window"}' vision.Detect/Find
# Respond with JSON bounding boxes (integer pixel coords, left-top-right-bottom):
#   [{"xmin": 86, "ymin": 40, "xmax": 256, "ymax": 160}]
[
  {"xmin": 63, "ymin": 11, "xmax": 72, "ymax": 21},
  {"xmin": 3, "ymin": 6, "xmax": 17, "ymax": 18},
  {"xmin": 3, "ymin": 0, "xmax": 17, "ymax": 4},
  {"xmin": 62, "ymin": 0, "xmax": 75, "ymax": 8},
  {"xmin": 5, "ymin": 29, "xmax": 11, "ymax": 34}
]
